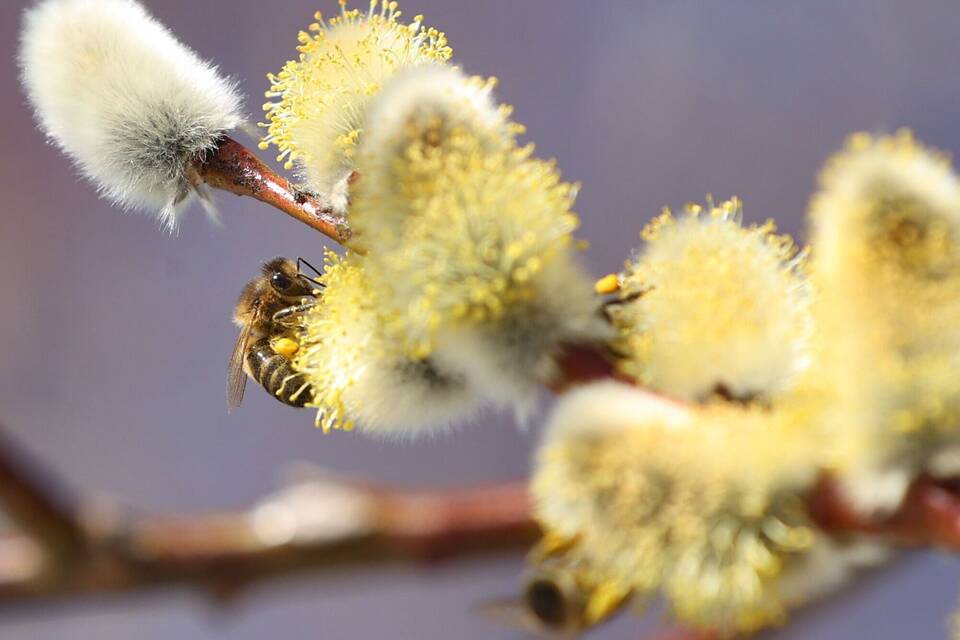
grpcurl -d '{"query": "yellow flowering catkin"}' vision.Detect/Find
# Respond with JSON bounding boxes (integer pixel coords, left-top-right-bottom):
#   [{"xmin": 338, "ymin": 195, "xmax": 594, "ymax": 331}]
[
  {"xmin": 351, "ymin": 63, "xmax": 518, "ymax": 248},
  {"xmin": 292, "ymin": 250, "xmax": 478, "ymax": 436},
  {"xmin": 260, "ymin": 0, "xmax": 451, "ymax": 196},
  {"xmin": 532, "ymin": 382, "xmax": 879, "ymax": 635},
  {"xmin": 811, "ymin": 130, "xmax": 960, "ymax": 514},
  {"xmin": 611, "ymin": 198, "xmax": 810, "ymax": 402},
  {"xmin": 292, "ymin": 251, "xmax": 369, "ymax": 433},
  {"xmin": 358, "ymin": 139, "xmax": 580, "ymax": 350},
  {"xmin": 349, "ymin": 66, "xmax": 604, "ymax": 406}
]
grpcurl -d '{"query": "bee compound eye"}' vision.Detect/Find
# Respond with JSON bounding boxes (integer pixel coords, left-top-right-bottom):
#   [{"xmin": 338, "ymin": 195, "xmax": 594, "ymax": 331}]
[
  {"xmin": 271, "ymin": 271, "xmax": 294, "ymax": 293},
  {"xmin": 525, "ymin": 578, "xmax": 567, "ymax": 628}
]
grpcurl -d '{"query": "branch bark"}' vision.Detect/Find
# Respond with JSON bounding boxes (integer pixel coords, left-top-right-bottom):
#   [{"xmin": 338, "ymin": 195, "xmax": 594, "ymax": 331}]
[
  {"xmin": 0, "ymin": 417, "xmax": 537, "ymax": 608},
  {"xmin": 193, "ymin": 136, "xmax": 351, "ymax": 244},
  {"xmin": 0, "ymin": 346, "xmax": 629, "ymax": 609},
  {"xmin": 0, "ymin": 428, "xmax": 85, "ymax": 561},
  {"xmin": 809, "ymin": 473, "xmax": 960, "ymax": 549},
  {"xmin": 3, "ymin": 353, "xmax": 960, "ymax": 617}
]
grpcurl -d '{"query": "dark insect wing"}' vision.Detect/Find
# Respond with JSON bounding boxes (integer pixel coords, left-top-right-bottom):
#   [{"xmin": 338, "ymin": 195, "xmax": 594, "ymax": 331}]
[{"xmin": 226, "ymin": 323, "xmax": 252, "ymax": 410}]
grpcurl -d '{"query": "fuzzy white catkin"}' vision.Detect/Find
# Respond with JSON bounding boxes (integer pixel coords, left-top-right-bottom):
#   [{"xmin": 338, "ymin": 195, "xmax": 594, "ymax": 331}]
[{"xmin": 19, "ymin": 0, "xmax": 244, "ymax": 230}]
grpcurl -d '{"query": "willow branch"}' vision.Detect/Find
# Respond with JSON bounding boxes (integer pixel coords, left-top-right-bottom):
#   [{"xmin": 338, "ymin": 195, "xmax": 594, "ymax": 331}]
[
  {"xmin": 550, "ymin": 342, "xmax": 625, "ymax": 392},
  {"xmin": 0, "ymin": 344, "xmax": 617, "ymax": 609},
  {"xmin": 0, "ymin": 454, "xmax": 534, "ymax": 608},
  {"xmin": 193, "ymin": 136, "xmax": 352, "ymax": 244},
  {"xmin": 809, "ymin": 473, "xmax": 960, "ymax": 549},
  {"xmin": 0, "ymin": 428, "xmax": 85, "ymax": 561},
  {"xmin": 2, "ymin": 348, "xmax": 960, "ymax": 612}
]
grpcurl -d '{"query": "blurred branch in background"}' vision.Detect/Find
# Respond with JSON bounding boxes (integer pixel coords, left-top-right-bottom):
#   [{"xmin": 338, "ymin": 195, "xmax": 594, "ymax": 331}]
[
  {"xmin": 0, "ymin": 423, "xmax": 535, "ymax": 608},
  {"xmin": 0, "ymin": 410, "xmax": 958, "ymax": 615},
  {"xmin": 0, "ymin": 428, "xmax": 85, "ymax": 561},
  {"xmin": 2, "ymin": 364, "xmax": 960, "ymax": 617},
  {"xmin": 810, "ymin": 474, "xmax": 960, "ymax": 550}
]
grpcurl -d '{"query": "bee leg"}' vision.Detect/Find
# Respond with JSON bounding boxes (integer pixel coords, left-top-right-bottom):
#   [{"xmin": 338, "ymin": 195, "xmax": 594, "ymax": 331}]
[{"xmin": 272, "ymin": 300, "xmax": 315, "ymax": 322}]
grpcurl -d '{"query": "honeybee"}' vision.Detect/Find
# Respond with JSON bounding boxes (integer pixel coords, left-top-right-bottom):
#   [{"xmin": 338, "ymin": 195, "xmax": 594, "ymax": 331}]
[
  {"xmin": 227, "ymin": 257, "xmax": 323, "ymax": 409},
  {"xmin": 477, "ymin": 541, "xmax": 631, "ymax": 636}
]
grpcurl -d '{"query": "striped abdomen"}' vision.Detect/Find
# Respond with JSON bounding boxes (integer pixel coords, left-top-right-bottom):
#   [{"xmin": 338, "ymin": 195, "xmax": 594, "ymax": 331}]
[{"xmin": 245, "ymin": 338, "xmax": 313, "ymax": 407}]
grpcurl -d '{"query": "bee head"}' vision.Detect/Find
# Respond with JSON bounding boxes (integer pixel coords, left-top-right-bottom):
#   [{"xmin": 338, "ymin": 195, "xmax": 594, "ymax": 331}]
[
  {"xmin": 263, "ymin": 257, "xmax": 318, "ymax": 298},
  {"xmin": 524, "ymin": 574, "xmax": 573, "ymax": 630},
  {"xmin": 519, "ymin": 552, "xmax": 631, "ymax": 635}
]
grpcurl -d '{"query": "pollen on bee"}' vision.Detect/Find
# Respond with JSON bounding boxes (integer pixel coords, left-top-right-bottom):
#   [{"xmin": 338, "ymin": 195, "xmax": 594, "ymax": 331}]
[
  {"xmin": 272, "ymin": 337, "xmax": 300, "ymax": 357},
  {"xmin": 594, "ymin": 273, "xmax": 620, "ymax": 295}
]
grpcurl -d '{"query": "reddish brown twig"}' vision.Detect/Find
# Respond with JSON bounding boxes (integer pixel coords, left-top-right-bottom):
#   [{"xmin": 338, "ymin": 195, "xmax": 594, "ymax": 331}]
[
  {"xmin": 809, "ymin": 473, "xmax": 960, "ymax": 549},
  {"xmin": 549, "ymin": 343, "xmax": 623, "ymax": 393},
  {"xmin": 0, "ymin": 348, "xmax": 663, "ymax": 611},
  {"xmin": 0, "ymin": 428, "xmax": 85, "ymax": 561},
  {"xmin": 549, "ymin": 343, "xmax": 690, "ymax": 413},
  {"xmin": 377, "ymin": 482, "xmax": 539, "ymax": 561},
  {"xmin": 5, "ymin": 347, "xmax": 960, "ymax": 618},
  {"xmin": 193, "ymin": 136, "xmax": 351, "ymax": 244},
  {"xmin": 0, "ymin": 424, "xmax": 536, "ymax": 609}
]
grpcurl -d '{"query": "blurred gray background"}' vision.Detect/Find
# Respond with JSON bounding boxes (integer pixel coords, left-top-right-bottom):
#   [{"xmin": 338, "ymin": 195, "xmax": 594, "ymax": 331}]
[{"xmin": 1, "ymin": 1, "xmax": 959, "ymax": 638}]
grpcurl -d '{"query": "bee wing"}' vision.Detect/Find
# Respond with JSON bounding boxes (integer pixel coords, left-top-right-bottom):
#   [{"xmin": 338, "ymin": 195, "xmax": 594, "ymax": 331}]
[{"xmin": 226, "ymin": 323, "xmax": 252, "ymax": 410}]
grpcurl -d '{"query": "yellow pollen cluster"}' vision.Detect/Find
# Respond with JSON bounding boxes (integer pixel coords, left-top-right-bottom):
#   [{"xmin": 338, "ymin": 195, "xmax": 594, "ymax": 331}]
[
  {"xmin": 260, "ymin": 0, "xmax": 451, "ymax": 190},
  {"xmin": 355, "ymin": 125, "xmax": 581, "ymax": 357},
  {"xmin": 293, "ymin": 249, "xmax": 377, "ymax": 433},
  {"xmin": 611, "ymin": 197, "xmax": 810, "ymax": 402},
  {"xmin": 292, "ymin": 247, "xmax": 481, "ymax": 436},
  {"xmin": 533, "ymin": 394, "xmax": 822, "ymax": 634}
]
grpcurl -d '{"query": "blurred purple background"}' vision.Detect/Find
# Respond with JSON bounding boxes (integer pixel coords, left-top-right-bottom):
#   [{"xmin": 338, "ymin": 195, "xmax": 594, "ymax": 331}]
[{"xmin": 2, "ymin": 1, "xmax": 959, "ymax": 638}]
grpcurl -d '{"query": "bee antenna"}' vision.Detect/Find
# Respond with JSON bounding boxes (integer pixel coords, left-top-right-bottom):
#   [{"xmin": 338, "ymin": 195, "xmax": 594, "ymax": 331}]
[
  {"xmin": 297, "ymin": 257, "xmax": 324, "ymax": 280},
  {"xmin": 298, "ymin": 273, "xmax": 325, "ymax": 290}
]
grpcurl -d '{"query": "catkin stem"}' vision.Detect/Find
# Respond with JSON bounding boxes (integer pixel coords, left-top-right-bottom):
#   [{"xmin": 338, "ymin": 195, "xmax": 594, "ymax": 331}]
[
  {"xmin": 809, "ymin": 474, "xmax": 960, "ymax": 549},
  {"xmin": 194, "ymin": 136, "xmax": 352, "ymax": 244}
]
